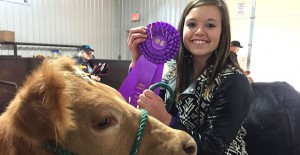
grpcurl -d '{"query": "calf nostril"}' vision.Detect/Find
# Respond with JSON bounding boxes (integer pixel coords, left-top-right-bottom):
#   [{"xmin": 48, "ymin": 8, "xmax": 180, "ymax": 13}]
[
  {"xmin": 183, "ymin": 138, "xmax": 197, "ymax": 154},
  {"xmin": 184, "ymin": 145, "xmax": 196, "ymax": 154}
]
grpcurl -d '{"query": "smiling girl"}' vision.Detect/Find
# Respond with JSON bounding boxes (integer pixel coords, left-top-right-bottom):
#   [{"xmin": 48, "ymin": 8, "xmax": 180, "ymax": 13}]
[{"xmin": 127, "ymin": 0, "xmax": 252, "ymax": 154}]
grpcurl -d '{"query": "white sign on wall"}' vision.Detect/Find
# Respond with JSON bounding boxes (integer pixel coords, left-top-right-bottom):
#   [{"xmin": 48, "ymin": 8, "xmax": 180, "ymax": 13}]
[{"xmin": 237, "ymin": 2, "xmax": 246, "ymax": 15}]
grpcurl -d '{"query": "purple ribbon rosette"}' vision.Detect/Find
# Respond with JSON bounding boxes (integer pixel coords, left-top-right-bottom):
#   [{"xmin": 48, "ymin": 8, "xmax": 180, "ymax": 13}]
[{"xmin": 119, "ymin": 21, "xmax": 180, "ymax": 107}]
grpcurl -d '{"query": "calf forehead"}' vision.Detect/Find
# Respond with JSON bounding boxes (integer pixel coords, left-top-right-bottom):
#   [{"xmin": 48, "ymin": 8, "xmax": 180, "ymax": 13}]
[
  {"xmin": 72, "ymin": 66, "xmax": 121, "ymax": 96},
  {"xmin": 70, "ymin": 67, "xmax": 127, "ymax": 108}
]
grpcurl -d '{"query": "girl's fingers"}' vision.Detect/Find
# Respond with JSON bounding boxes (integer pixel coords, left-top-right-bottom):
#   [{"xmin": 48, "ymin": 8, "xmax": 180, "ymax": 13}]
[{"xmin": 127, "ymin": 27, "xmax": 147, "ymax": 43}]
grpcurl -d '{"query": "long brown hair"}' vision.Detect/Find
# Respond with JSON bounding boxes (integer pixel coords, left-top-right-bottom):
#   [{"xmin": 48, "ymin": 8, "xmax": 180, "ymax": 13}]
[{"xmin": 175, "ymin": 0, "xmax": 241, "ymax": 98}]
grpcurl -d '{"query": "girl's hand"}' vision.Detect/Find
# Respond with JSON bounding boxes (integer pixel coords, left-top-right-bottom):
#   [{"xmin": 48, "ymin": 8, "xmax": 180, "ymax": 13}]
[
  {"xmin": 127, "ymin": 26, "xmax": 147, "ymax": 68},
  {"xmin": 137, "ymin": 89, "xmax": 172, "ymax": 125}
]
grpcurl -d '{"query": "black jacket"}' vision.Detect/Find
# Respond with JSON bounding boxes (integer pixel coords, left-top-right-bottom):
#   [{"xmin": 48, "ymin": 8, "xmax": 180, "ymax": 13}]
[{"xmin": 161, "ymin": 64, "xmax": 253, "ymax": 155}]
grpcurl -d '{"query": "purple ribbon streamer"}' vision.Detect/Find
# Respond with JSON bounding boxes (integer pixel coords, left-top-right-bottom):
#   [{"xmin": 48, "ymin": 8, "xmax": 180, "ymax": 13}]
[{"xmin": 119, "ymin": 55, "xmax": 163, "ymax": 107}]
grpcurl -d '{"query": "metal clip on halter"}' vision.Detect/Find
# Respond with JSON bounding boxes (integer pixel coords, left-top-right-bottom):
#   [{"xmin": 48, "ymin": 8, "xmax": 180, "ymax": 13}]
[{"xmin": 149, "ymin": 82, "xmax": 174, "ymax": 112}]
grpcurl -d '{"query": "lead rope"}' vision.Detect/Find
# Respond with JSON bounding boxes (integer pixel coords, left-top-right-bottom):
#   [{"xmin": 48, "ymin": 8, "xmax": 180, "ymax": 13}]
[
  {"xmin": 130, "ymin": 82, "xmax": 174, "ymax": 155},
  {"xmin": 130, "ymin": 109, "xmax": 148, "ymax": 155},
  {"xmin": 149, "ymin": 82, "xmax": 175, "ymax": 112}
]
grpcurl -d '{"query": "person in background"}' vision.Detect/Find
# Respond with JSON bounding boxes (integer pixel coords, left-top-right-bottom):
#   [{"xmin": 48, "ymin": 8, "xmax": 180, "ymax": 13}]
[
  {"xmin": 127, "ymin": 0, "xmax": 252, "ymax": 154},
  {"xmin": 230, "ymin": 40, "xmax": 243, "ymax": 57},
  {"xmin": 230, "ymin": 41, "xmax": 252, "ymax": 79},
  {"xmin": 76, "ymin": 45, "xmax": 100, "ymax": 82}
]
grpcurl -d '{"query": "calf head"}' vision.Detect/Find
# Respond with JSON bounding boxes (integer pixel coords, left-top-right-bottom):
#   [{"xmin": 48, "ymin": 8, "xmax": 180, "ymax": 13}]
[{"xmin": 0, "ymin": 57, "xmax": 196, "ymax": 155}]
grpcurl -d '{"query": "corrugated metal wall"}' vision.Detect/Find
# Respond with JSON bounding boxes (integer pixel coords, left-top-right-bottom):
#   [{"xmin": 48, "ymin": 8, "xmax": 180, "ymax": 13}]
[
  {"xmin": 0, "ymin": 0, "xmax": 189, "ymax": 60},
  {"xmin": 1, "ymin": 0, "xmax": 300, "ymax": 90},
  {"xmin": 0, "ymin": 0, "xmax": 121, "ymax": 59}
]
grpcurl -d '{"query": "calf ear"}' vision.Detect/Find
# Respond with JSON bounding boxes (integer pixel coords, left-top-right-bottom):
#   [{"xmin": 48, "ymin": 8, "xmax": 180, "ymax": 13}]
[{"xmin": 8, "ymin": 58, "xmax": 76, "ymax": 144}]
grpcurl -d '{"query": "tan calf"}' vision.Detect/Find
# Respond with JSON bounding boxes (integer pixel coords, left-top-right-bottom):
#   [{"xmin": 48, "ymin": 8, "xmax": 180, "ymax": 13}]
[{"xmin": 0, "ymin": 57, "xmax": 196, "ymax": 155}]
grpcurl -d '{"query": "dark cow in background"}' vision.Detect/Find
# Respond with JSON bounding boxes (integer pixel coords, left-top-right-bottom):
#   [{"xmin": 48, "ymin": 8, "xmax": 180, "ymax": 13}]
[{"xmin": 244, "ymin": 82, "xmax": 300, "ymax": 155}]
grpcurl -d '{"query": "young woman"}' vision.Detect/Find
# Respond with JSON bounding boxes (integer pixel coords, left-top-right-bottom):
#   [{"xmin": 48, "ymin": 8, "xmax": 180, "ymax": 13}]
[{"xmin": 127, "ymin": 0, "xmax": 252, "ymax": 154}]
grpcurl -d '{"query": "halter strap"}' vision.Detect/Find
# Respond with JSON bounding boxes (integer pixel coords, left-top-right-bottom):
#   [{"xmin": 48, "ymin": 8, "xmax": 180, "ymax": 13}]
[
  {"xmin": 130, "ymin": 109, "xmax": 148, "ymax": 155},
  {"xmin": 42, "ymin": 143, "xmax": 74, "ymax": 155},
  {"xmin": 42, "ymin": 109, "xmax": 148, "ymax": 155}
]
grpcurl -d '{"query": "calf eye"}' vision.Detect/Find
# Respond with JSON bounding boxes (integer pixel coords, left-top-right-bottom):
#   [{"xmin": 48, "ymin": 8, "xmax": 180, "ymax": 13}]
[{"xmin": 97, "ymin": 118, "xmax": 110, "ymax": 129}]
